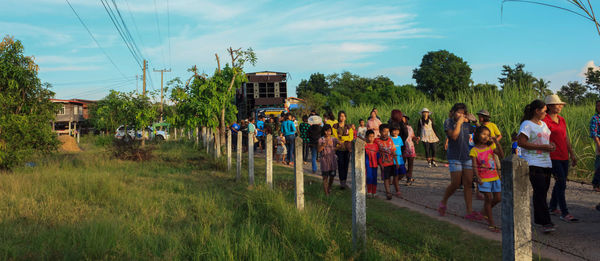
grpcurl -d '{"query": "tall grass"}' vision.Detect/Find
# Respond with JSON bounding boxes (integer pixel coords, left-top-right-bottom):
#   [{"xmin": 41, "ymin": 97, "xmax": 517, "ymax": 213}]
[
  {"xmin": 0, "ymin": 140, "xmax": 503, "ymax": 260},
  {"xmin": 336, "ymin": 86, "xmax": 596, "ymax": 181}
]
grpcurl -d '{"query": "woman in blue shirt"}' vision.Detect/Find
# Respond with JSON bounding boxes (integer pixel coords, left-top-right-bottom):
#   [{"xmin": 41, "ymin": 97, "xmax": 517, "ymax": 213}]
[{"xmin": 281, "ymin": 113, "xmax": 297, "ymax": 165}]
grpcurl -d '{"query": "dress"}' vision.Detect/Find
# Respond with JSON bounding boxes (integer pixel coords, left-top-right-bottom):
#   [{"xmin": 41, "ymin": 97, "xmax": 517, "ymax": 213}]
[
  {"xmin": 276, "ymin": 136, "xmax": 287, "ymax": 155},
  {"xmin": 419, "ymin": 119, "xmax": 439, "ymax": 143},
  {"xmin": 319, "ymin": 136, "xmax": 339, "ymax": 172},
  {"xmin": 367, "ymin": 117, "xmax": 382, "ymax": 137},
  {"xmin": 404, "ymin": 125, "xmax": 417, "ymax": 157}
]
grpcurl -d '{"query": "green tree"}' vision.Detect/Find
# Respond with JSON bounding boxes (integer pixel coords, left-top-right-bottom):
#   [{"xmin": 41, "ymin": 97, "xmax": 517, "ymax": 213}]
[
  {"xmin": 533, "ymin": 78, "xmax": 553, "ymax": 96},
  {"xmin": 472, "ymin": 82, "xmax": 499, "ymax": 93},
  {"xmin": 585, "ymin": 67, "xmax": 600, "ymax": 94},
  {"xmin": 412, "ymin": 50, "xmax": 473, "ymax": 100},
  {"xmin": 498, "ymin": 63, "xmax": 537, "ymax": 88},
  {"xmin": 0, "ymin": 36, "xmax": 59, "ymax": 169},
  {"xmin": 557, "ymin": 81, "xmax": 588, "ymax": 104},
  {"xmin": 88, "ymin": 90, "xmax": 158, "ymax": 146},
  {"xmin": 296, "ymin": 72, "xmax": 329, "ymax": 98}
]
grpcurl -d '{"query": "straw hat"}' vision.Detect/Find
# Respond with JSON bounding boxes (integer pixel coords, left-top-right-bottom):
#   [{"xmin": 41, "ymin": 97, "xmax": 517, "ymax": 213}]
[
  {"xmin": 476, "ymin": 109, "xmax": 490, "ymax": 117},
  {"xmin": 308, "ymin": 115, "xmax": 323, "ymax": 125},
  {"xmin": 544, "ymin": 94, "xmax": 566, "ymax": 105},
  {"xmin": 420, "ymin": 108, "xmax": 430, "ymax": 114}
]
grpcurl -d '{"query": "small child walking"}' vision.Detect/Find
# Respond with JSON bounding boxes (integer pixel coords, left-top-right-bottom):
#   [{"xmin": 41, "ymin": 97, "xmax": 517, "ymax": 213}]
[
  {"xmin": 390, "ymin": 124, "xmax": 406, "ymax": 197},
  {"xmin": 364, "ymin": 130, "xmax": 379, "ymax": 198},
  {"xmin": 276, "ymin": 132, "xmax": 287, "ymax": 163},
  {"xmin": 402, "ymin": 116, "xmax": 417, "ymax": 185},
  {"xmin": 357, "ymin": 119, "xmax": 368, "ymax": 140},
  {"xmin": 470, "ymin": 126, "xmax": 504, "ymax": 232},
  {"xmin": 375, "ymin": 124, "xmax": 398, "ymax": 200},
  {"xmin": 318, "ymin": 125, "xmax": 340, "ymax": 195}
]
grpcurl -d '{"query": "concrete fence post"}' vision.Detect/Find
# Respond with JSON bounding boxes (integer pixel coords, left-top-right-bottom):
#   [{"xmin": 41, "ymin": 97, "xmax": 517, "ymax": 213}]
[
  {"xmin": 227, "ymin": 131, "xmax": 232, "ymax": 171},
  {"xmin": 201, "ymin": 127, "xmax": 206, "ymax": 147},
  {"xmin": 501, "ymin": 155, "xmax": 531, "ymax": 261},
  {"xmin": 214, "ymin": 131, "xmax": 220, "ymax": 158},
  {"xmin": 236, "ymin": 131, "xmax": 242, "ymax": 182},
  {"xmin": 294, "ymin": 136, "xmax": 304, "ymax": 210},
  {"xmin": 206, "ymin": 128, "xmax": 211, "ymax": 154},
  {"xmin": 266, "ymin": 134, "xmax": 273, "ymax": 189},
  {"xmin": 352, "ymin": 138, "xmax": 367, "ymax": 250},
  {"xmin": 248, "ymin": 132, "xmax": 255, "ymax": 186},
  {"xmin": 195, "ymin": 127, "xmax": 199, "ymax": 146}
]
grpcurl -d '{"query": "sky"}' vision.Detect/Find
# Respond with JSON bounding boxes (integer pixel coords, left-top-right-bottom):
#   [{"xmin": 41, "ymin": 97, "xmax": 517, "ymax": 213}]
[{"xmin": 2, "ymin": 0, "xmax": 600, "ymax": 100}]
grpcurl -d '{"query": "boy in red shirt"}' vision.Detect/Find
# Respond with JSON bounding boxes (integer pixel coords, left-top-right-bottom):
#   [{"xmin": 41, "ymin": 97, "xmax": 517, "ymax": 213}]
[
  {"xmin": 375, "ymin": 124, "xmax": 398, "ymax": 200},
  {"xmin": 365, "ymin": 130, "xmax": 379, "ymax": 198}
]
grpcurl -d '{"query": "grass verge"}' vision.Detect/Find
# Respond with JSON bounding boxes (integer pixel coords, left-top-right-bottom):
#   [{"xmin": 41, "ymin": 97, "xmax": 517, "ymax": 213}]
[{"xmin": 0, "ymin": 140, "xmax": 503, "ymax": 260}]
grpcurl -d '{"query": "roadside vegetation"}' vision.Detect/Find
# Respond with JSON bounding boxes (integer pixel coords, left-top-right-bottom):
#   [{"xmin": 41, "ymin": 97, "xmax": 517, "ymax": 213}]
[{"xmin": 0, "ymin": 138, "xmax": 503, "ymax": 260}]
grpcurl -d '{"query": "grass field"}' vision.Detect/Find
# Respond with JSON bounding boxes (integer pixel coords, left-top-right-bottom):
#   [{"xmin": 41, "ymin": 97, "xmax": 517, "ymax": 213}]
[
  {"xmin": 0, "ymin": 138, "xmax": 505, "ymax": 260},
  {"xmin": 335, "ymin": 87, "xmax": 597, "ymax": 182}
]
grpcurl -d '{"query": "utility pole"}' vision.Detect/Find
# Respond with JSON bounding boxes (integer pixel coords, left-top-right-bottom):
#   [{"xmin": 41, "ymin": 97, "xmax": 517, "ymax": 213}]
[
  {"xmin": 142, "ymin": 60, "xmax": 147, "ymax": 96},
  {"xmin": 153, "ymin": 68, "xmax": 171, "ymax": 122}
]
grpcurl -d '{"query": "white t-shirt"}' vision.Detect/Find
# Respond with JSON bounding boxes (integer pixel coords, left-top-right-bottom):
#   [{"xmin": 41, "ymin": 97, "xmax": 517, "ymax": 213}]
[{"xmin": 518, "ymin": 120, "xmax": 552, "ymax": 168}]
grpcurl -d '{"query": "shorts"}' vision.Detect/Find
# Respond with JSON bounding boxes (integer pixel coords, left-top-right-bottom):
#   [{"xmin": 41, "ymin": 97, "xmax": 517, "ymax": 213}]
[
  {"xmin": 382, "ymin": 166, "xmax": 396, "ymax": 180},
  {"xmin": 395, "ymin": 164, "xmax": 407, "ymax": 176},
  {"xmin": 479, "ymin": 179, "xmax": 501, "ymax": 193},
  {"xmin": 322, "ymin": 171, "xmax": 336, "ymax": 177},
  {"xmin": 448, "ymin": 159, "xmax": 473, "ymax": 172}
]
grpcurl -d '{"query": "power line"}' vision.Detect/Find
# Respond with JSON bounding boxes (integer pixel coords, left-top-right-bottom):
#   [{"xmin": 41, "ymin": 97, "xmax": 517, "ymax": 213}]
[
  {"xmin": 64, "ymin": 0, "xmax": 128, "ymax": 79},
  {"xmin": 153, "ymin": 0, "xmax": 166, "ymax": 68},
  {"xmin": 110, "ymin": 0, "xmax": 145, "ymax": 63},
  {"xmin": 167, "ymin": 0, "xmax": 172, "ymax": 68},
  {"xmin": 100, "ymin": 0, "xmax": 143, "ymax": 69},
  {"xmin": 123, "ymin": 0, "xmax": 146, "ymax": 51}
]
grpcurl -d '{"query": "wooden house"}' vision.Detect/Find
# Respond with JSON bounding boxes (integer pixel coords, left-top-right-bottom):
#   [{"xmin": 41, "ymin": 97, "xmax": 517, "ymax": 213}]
[{"xmin": 50, "ymin": 99, "xmax": 86, "ymax": 135}]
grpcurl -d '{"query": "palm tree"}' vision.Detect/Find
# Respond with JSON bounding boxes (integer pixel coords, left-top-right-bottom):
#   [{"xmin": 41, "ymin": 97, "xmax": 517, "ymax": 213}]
[{"xmin": 534, "ymin": 78, "xmax": 553, "ymax": 97}]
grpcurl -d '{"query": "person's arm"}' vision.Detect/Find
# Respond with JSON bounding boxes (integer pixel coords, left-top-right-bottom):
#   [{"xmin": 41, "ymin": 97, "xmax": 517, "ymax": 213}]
[
  {"xmin": 492, "ymin": 137, "xmax": 504, "ymax": 159},
  {"xmin": 446, "ymin": 116, "xmax": 465, "ymax": 141},
  {"xmin": 444, "ymin": 138, "xmax": 449, "ymax": 151},
  {"xmin": 517, "ymin": 133, "xmax": 555, "ymax": 152},
  {"xmin": 416, "ymin": 119, "xmax": 422, "ymax": 139},
  {"xmin": 472, "ymin": 157, "xmax": 483, "ymax": 185},
  {"xmin": 318, "ymin": 140, "xmax": 325, "ymax": 152}
]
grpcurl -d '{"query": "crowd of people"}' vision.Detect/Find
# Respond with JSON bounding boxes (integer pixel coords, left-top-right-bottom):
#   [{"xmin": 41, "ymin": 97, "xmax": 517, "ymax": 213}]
[{"xmin": 229, "ymin": 94, "xmax": 600, "ymax": 234}]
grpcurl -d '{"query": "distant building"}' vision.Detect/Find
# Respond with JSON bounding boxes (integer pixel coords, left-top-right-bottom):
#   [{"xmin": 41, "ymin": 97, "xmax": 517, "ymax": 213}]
[
  {"xmin": 50, "ymin": 99, "xmax": 96, "ymax": 135},
  {"xmin": 236, "ymin": 71, "xmax": 287, "ymax": 119}
]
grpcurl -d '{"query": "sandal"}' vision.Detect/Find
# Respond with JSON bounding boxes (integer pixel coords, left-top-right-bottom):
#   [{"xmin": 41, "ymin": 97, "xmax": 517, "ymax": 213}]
[
  {"xmin": 395, "ymin": 191, "xmax": 402, "ymax": 198},
  {"xmin": 438, "ymin": 202, "xmax": 447, "ymax": 216},
  {"xmin": 465, "ymin": 211, "xmax": 484, "ymax": 221},
  {"xmin": 406, "ymin": 178, "xmax": 414, "ymax": 186},
  {"xmin": 386, "ymin": 193, "xmax": 393, "ymax": 200},
  {"xmin": 488, "ymin": 225, "xmax": 500, "ymax": 233}
]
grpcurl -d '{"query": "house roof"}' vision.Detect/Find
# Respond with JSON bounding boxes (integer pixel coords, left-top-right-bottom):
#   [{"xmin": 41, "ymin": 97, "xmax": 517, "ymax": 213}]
[
  {"xmin": 72, "ymin": 98, "xmax": 97, "ymax": 104},
  {"xmin": 50, "ymin": 99, "xmax": 84, "ymax": 105}
]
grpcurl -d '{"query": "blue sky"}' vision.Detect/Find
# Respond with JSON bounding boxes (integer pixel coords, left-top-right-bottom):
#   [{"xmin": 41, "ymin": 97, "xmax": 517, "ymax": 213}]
[{"xmin": 2, "ymin": 0, "xmax": 600, "ymax": 100}]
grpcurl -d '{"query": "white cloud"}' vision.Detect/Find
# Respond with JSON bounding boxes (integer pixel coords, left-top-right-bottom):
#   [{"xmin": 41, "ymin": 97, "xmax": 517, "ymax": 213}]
[{"xmin": 581, "ymin": 60, "xmax": 600, "ymax": 77}]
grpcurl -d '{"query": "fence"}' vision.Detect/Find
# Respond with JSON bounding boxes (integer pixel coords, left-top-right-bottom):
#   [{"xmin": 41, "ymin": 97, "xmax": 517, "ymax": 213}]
[{"xmin": 198, "ymin": 128, "xmax": 534, "ymax": 257}]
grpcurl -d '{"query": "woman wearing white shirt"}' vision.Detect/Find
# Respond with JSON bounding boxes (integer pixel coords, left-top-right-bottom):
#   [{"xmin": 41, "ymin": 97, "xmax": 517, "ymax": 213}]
[{"xmin": 517, "ymin": 99, "xmax": 557, "ymax": 233}]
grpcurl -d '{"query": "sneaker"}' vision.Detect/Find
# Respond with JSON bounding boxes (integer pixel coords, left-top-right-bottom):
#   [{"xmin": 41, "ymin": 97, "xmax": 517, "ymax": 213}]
[
  {"xmin": 428, "ymin": 162, "xmax": 432, "ymax": 168},
  {"xmin": 542, "ymin": 224, "xmax": 556, "ymax": 233},
  {"xmin": 432, "ymin": 161, "xmax": 438, "ymax": 167},
  {"xmin": 549, "ymin": 209, "xmax": 561, "ymax": 216},
  {"xmin": 560, "ymin": 214, "xmax": 579, "ymax": 223}
]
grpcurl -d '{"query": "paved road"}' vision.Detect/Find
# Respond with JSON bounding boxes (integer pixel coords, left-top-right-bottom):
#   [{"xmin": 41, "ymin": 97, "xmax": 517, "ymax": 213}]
[{"xmin": 288, "ymin": 157, "xmax": 600, "ymax": 261}]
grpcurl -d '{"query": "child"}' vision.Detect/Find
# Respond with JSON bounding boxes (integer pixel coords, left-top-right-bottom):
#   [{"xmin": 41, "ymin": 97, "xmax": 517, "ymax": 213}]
[
  {"xmin": 357, "ymin": 119, "xmax": 368, "ymax": 140},
  {"xmin": 375, "ymin": 124, "xmax": 398, "ymax": 200},
  {"xmin": 350, "ymin": 123, "xmax": 357, "ymax": 140},
  {"xmin": 276, "ymin": 132, "xmax": 287, "ymax": 163},
  {"xmin": 364, "ymin": 130, "xmax": 379, "ymax": 198},
  {"xmin": 402, "ymin": 116, "xmax": 417, "ymax": 185},
  {"xmin": 511, "ymin": 132, "xmax": 522, "ymax": 157},
  {"xmin": 470, "ymin": 126, "xmax": 504, "ymax": 232},
  {"xmin": 318, "ymin": 125, "xmax": 340, "ymax": 195},
  {"xmin": 390, "ymin": 124, "xmax": 406, "ymax": 197}
]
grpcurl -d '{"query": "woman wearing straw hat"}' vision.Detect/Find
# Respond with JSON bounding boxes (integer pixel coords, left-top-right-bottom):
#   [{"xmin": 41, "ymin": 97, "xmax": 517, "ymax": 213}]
[
  {"xmin": 416, "ymin": 108, "xmax": 440, "ymax": 168},
  {"xmin": 542, "ymin": 94, "xmax": 579, "ymax": 223}
]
